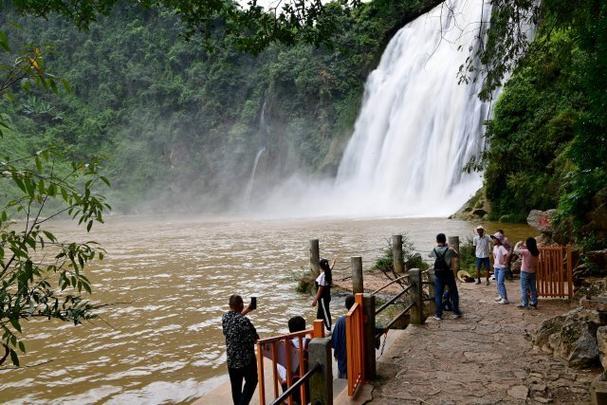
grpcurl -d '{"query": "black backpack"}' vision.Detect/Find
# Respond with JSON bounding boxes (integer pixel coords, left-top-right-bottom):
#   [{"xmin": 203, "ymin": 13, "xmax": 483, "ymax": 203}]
[{"xmin": 433, "ymin": 247, "xmax": 450, "ymax": 273}]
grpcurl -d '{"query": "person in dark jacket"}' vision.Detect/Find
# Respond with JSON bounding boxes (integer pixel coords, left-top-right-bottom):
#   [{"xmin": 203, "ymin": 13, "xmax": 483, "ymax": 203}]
[
  {"xmin": 429, "ymin": 233, "xmax": 462, "ymax": 320},
  {"xmin": 331, "ymin": 294, "xmax": 355, "ymax": 378},
  {"xmin": 222, "ymin": 294, "xmax": 258, "ymax": 405}
]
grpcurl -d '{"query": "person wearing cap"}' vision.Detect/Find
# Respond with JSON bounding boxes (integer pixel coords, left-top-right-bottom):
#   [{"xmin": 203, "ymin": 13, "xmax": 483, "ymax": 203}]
[
  {"xmin": 491, "ymin": 232, "xmax": 511, "ymax": 304},
  {"xmin": 473, "ymin": 225, "xmax": 492, "ymax": 285},
  {"xmin": 497, "ymin": 229, "xmax": 513, "ymax": 280}
]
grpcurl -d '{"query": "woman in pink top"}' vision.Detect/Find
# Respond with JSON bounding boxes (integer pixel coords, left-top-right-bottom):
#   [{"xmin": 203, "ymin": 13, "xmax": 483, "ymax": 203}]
[{"xmin": 514, "ymin": 237, "xmax": 540, "ymax": 309}]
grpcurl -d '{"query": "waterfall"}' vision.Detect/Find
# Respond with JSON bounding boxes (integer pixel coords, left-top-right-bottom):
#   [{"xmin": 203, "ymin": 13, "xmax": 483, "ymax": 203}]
[
  {"xmin": 258, "ymin": 0, "xmax": 493, "ymax": 218},
  {"xmin": 331, "ymin": 0, "xmax": 491, "ymax": 217},
  {"xmin": 244, "ymin": 147, "xmax": 266, "ymax": 206}
]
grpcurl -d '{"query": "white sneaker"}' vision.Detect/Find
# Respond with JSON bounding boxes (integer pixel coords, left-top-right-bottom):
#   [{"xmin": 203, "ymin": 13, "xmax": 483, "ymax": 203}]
[
  {"xmin": 432, "ymin": 315, "xmax": 442, "ymax": 321},
  {"xmin": 498, "ymin": 298, "xmax": 509, "ymax": 304},
  {"xmin": 494, "ymin": 296, "xmax": 502, "ymax": 302}
]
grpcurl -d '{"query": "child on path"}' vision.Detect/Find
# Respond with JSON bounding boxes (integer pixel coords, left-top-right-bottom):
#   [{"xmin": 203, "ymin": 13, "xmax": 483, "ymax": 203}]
[
  {"xmin": 277, "ymin": 316, "xmax": 310, "ymax": 404},
  {"xmin": 429, "ymin": 233, "xmax": 462, "ymax": 320},
  {"xmin": 473, "ymin": 225, "xmax": 492, "ymax": 285},
  {"xmin": 491, "ymin": 233, "xmax": 510, "ymax": 304},
  {"xmin": 514, "ymin": 237, "xmax": 540, "ymax": 309},
  {"xmin": 312, "ymin": 258, "xmax": 335, "ymax": 331}
]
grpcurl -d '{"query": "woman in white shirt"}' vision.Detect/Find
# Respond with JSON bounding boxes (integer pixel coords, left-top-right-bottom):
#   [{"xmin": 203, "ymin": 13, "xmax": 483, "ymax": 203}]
[
  {"xmin": 312, "ymin": 258, "xmax": 335, "ymax": 331},
  {"xmin": 491, "ymin": 233, "xmax": 510, "ymax": 304}
]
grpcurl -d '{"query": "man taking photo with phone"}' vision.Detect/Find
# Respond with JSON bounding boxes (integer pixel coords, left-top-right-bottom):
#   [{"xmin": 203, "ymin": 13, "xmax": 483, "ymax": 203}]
[{"xmin": 222, "ymin": 294, "xmax": 259, "ymax": 405}]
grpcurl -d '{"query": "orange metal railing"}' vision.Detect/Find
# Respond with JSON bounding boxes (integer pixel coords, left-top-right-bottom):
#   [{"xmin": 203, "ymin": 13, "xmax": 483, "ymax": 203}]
[
  {"xmin": 537, "ymin": 245, "xmax": 573, "ymax": 298},
  {"xmin": 257, "ymin": 319, "xmax": 324, "ymax": 405},
  {"xmin": 346, "ymin": 293, "xmax": 365, "ymax": 396}
]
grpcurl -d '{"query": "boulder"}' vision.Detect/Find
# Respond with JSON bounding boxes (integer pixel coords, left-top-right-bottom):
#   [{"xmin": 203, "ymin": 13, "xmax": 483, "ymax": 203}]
[
  {"xmin": 597, "ymin": 326, "xmax": 607, "ymax": 373},
  {"xmin": 527, "ymin": 209, "xmax": 557, "ymax": 233},
  {"xmin": 574, "ymin": 278, "xmax": 607, "ymax": 300},
  {"xmin": 568, "ymin": 327, "xmax": 600, "ymax": 368},
  {"xmin": 587, "ymin": 249, "xmax": 607, "ymax": 271},
  {"xmin": 534, "ymin": 308, "xmax": 601, "ymax": 368},
  {"xmin": 472, "ymin": 208, "xmax": 487, "ymax": 218}
]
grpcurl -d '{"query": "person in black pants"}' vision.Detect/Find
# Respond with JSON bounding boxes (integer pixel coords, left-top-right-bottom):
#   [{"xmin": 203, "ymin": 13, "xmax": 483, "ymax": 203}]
[
  {"xmin": 312, "ymin": 258, "xmax": 335, "ymax": 331},
  {"xmin": 429, "ymin": 233, "xmax": 463, "ymax": 320},
  {"xmin": 222, "ymin": 294, "xmax": 259, "ymax": 405}
]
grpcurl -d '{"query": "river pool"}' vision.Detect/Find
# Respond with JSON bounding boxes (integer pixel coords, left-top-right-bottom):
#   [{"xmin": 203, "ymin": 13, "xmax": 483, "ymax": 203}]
[{"xmin": 0, "ymin": 216, "xmax": 533, "ymax": 404}]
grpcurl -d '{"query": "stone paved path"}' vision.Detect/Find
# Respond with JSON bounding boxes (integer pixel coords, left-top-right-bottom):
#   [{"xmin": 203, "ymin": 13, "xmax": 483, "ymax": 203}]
[{"xmin": 368, "ymin": 280, "xmax": 600, "ymax": 404}]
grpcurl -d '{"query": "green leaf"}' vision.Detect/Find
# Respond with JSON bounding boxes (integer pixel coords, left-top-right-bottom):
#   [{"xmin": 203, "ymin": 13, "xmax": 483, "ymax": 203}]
[
  {"xmin": 42, "ymin": 230, "xmax": 56, "ymax": 242},
  {"xmin": 10, "ymin": 349, "xmax": 19, "ymax": 367},
  {"xmin": 35, "ymin": 156, "xmax": 42, "ymax": 172},
  {"xmin": 18, "ymin": 341, "xmax": 26, "ymax": 353},
  {"xmin": 99, "ymin": 176, "xmax": 111, "ymax": 187},
  {"xmin": 9, "ymin": 318, "xmax": 22, "ymax": 333},
  {"xmin": 0, "ymin": 31, "xmax": 10, "ymax": 52}
]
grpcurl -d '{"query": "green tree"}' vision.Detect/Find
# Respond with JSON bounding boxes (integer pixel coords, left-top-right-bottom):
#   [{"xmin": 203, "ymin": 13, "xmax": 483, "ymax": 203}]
[{"xmin": 0, "ymin": 34, "xmax": 110, "ymax": 366}]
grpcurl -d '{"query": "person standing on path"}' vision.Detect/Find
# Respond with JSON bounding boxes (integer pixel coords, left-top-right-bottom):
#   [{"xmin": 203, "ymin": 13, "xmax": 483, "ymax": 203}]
[
  {"xmin": 473, "ymin": 225, "xmax": 492, "ymax": 285},
  {"xmin": 514, "ymin": 237, "xmax": 540, "ymax": 309},
  {"xmin": 430, "ymin": 233, "xmax": 462, "ymax": 320},
  {"xmin": 222, "ymin": 294, "xmax": 259, "ymax": 405},
  {"xmin": 312, "ymin": 258, "xmax": 335, "ymax": 331},
  {"xmin": 491, "ymin": 233, "xmax": 510, "ymax": 304},
  {"xmin": 497, "ymin": 229, "xmax": 514, "ymax": 280}
]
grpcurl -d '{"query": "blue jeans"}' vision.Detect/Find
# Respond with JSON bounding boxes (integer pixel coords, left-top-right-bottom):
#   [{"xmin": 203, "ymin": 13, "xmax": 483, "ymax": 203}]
[
  {"xmin": 476, "ymin": 257, "xmax": 491, "ymax": 278},
  {"xmin": 520, "ymin": 271, "xmax": 538, "ymax": 307},
  {"xmin": 434, "ymin": 271, "xmax": 461, "ymax": 318},
  {"xmin": 495, "ymin": 267, "xmax": 508, "ymax": 300}
]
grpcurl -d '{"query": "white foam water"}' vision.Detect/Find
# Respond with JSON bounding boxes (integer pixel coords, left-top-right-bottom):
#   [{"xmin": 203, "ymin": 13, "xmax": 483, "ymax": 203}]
[{"xmin": 257, "ymin": 0, "xmax": 492, "ymax": 218}]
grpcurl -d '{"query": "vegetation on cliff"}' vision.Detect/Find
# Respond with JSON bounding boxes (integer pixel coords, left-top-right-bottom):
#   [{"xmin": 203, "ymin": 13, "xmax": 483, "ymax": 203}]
[
  {"xmin": 0, "ymin": 1, "xmax": 441, "ymax": 212},
  {"xmin": 478, "ymin": 1, "xmax": 607, "ymax": 247}
]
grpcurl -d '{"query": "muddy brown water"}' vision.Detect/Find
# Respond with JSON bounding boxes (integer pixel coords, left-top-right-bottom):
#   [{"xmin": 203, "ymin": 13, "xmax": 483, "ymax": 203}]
[{"xmin": 0, "ymin": 216, "xmax": 533, "ymax": 404}]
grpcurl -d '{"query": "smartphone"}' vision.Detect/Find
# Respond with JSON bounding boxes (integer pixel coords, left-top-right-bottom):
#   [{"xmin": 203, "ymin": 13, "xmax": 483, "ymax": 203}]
[{"xmin": 250, "ymin": 296, "xmax": 257, "ymax": 310}]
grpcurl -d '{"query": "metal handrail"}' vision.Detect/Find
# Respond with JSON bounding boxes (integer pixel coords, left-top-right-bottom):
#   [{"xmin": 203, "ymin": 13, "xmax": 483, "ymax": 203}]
[
  {"xmin": 376, "ymin": 302, "xmax": 415, "ymax": 339},
  {"xmin": 258, "ymin": 328, "xmax": 313, "ymax": 345},
  {"xmin": 375, "ymin": 284, "xmax": 412, "ymax": 315},
  {"xmin": 270, "ymin": 363, "xmax": 321, "ymax": 405},
  {"xmin": 371, "ymin": 274, "xmax": 410, "ymax": 296}
]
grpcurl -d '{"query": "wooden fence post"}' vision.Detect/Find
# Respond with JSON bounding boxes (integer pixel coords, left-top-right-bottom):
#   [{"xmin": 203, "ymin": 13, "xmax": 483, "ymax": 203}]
[
  {"xmin": 310, "ymin": 239, "xmax": 320, "ymax": 277},
  {"xmin": 352, "ymin": 257, "xmax": 363, "ymax": 293},
  {"xmin": 363, "ymin": 293, "xmax": 376, "ymax": 380},
  {"xmin": 313, "ymin": 319, "xmax": 325, "ymax": 338},
  {"xmin": 409, "ymin": 268, "xmax": 425, "ymax": 325},
  {"xmin": 392, "ymin": 234, "xmax": 404, "ymax": 274},
  {"xmin": 448, "ymin": 236, "xmax": 460, "ymax": 278},
  {"xmin": 309, "ymin": 337, "xmax": 333, "ymax": 405}
]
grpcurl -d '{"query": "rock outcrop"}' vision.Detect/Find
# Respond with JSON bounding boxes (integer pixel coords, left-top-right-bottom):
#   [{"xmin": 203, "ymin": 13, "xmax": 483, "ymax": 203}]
[
  {"xmin": 534, "ymin": 307, "xmax": 601, "ymax": 369},
  {"xmin": 450, "ymin": 188, "xmax": 491, "ymax": 221}
]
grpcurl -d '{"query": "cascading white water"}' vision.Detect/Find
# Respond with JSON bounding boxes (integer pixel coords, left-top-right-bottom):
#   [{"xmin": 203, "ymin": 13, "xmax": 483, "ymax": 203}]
[
  {"xmin": 332, "ymin": 0, "xmax": 491, "ymax": 217},
  {"xmin": 257, "ymin": 0, "xmax": 492, "ymax": 218},
  {"xmin": 244, "ymin": 147, "xmax": 266, "ymax": 206}
]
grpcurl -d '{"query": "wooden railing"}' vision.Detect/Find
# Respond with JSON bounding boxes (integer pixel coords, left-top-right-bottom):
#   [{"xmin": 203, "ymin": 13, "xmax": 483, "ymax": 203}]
[
  {"xmin": 346, "ymin": 293, "xmax": 365, "ymax": 396},
  {"xmin": 537, "ymin": 245, "xmax": 573, "ymax": 298},
  {"xmin": 308, "ymin": 237, "xmax": 428, "ymax": 401},
  {"xmin": 257, "ymin": 320, "xmax": 325, "ymax": 405}
]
